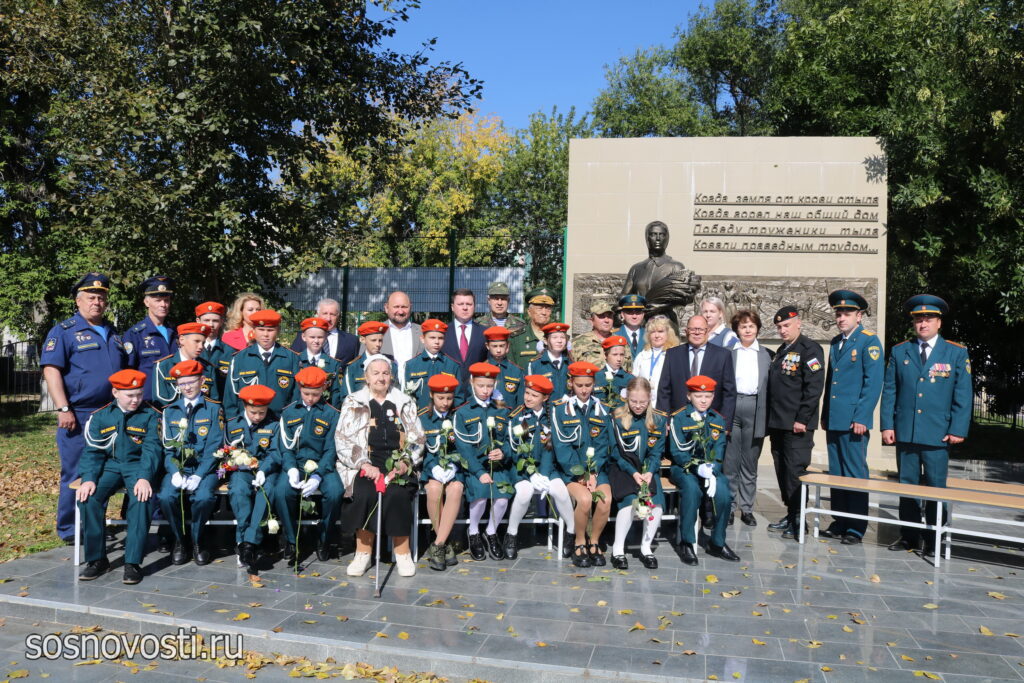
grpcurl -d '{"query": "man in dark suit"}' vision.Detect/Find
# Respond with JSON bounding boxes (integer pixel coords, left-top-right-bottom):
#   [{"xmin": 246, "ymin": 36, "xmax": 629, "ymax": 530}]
[
  {"xmin": 290, "ymin": 298, "xmax": 359, "ymax": 367},
  {"xmin": 442, "ymin": 288, "xmax": 488, "ymax": 369},
  {"xmin": 657, "ymin": 315, "xmax": 737, "ymax": 424}
]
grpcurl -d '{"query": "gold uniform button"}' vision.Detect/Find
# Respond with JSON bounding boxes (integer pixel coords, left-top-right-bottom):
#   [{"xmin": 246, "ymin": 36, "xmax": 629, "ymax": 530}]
[
  {"xmin": 917, "ymin": 409, "xmax": 922, "ymax": 414},
  {"xmin": 918, "ymin": 393, "xmax": 923, "ymax": 397}
]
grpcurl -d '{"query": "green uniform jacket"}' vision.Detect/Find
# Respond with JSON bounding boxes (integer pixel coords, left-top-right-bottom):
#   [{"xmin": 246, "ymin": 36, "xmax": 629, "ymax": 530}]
[
  {"xmin": 80, "ymin": 403, "xmax": 162, "ymax": 484},
  {"xmin": 277, "ymin": 400, "xmax": 340, "ymax": 476},
  {"xmin": 225, "ymin": 343, "xmax": 300, "ymax": 421}
]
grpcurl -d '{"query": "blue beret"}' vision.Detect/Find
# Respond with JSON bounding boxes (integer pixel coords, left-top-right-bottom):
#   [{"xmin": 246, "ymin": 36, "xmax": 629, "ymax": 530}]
[
  {"xmin": 904, "ymin": 294, "xmax": 948, "ymax": 317},
  {"xmin": 828, "ymin": 289, "xmax": 868, "ymax": 311},
  {"xmin": 141, "ymin": 275, "xmax": 174, "ymax": 296}
]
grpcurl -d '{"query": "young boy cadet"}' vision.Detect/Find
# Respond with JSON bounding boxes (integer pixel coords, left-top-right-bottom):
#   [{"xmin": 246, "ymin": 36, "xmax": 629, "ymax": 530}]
[
  {"xmin": 76, "ymin": 369, "xmax": 161, "ymax": 584},
  {"xmin": 484, "ymin": 326, "xmax": 525, "ymax": 408},
  {"xmin": 158, "ymin": 359, "xmax": 225, "ymax": 566},
  {"xmin": 340, "ymin": 321, "xmax": 397, "ymax": 401},
  {"xmin": 667, "ymin": 375, "xmax": 740, "ymax": 566},
  {"xmin": 295, "ymin": 317, "xmax": 344, "ymax": 408},
  {"xmin": 196, "ymin": 301, "xmax": 232, "ymax": 401},
  {"xmin": 403, "ymin": 318, "xmax": 461, "ymax": 410},
  {"xmin": 152, "ymin": 323, "xmax": 212, "ymax": 407},
  {"xmin": 274, "ymin": 366, "xmax": 343, "ymax": 564},
  {"xmin": 225, "ymin": 309, "xmax": 299, "ymax": 421},
  {"xmin": 225, "ymin": 384, "xmax": 282, "ymax": 575}
]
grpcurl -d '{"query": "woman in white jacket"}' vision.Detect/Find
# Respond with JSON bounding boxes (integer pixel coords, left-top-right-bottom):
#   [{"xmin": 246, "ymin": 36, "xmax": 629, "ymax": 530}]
[
  {"xmin": 632, "ymin": 315, "xmax": 680, "ymax": 411},
  {"xmin": 335, "ymin": 355, "xmax": 425, "ymax": 577}
]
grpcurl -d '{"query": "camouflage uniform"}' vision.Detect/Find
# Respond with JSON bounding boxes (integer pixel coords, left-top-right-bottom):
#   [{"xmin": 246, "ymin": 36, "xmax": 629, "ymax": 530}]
[{"xmin": 571, "ymin": 331, "xmax": 634, "ymax": 373}]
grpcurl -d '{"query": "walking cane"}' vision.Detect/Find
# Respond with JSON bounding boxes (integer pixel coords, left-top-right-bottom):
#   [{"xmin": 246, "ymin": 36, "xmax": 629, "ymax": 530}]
[{"xmin": 374, "ymin": 474, "xmax": 388, "ymax": 598}]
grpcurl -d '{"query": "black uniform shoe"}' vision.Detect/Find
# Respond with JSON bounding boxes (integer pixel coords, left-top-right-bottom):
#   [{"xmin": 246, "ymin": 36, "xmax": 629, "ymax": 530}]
[
  {"xmin": 888, "ymin": 538, "xmax": 917, "ymax": 552},
  {"xmin": 922, "ymin": 546, "xmax": 936, "ymax": 559},
  {"xmin": 640, "ymin": 554, "xmax": 658, "ymax": 569},
  {"xmin": 444, "ymin": 542, "xmax": 458, "ymax": 566},
  {"xmin": 728, "ymin": 513, "xmax": 735, "ymax": 526},
  {"xmin": 781, "ymin": 525, "xmax": 799, "ymax": 540},
  {"xmin": 104, "ymin": 529, "xmax": 117, "ymax": 541},
  {"xmin": 171, "ymin": 540, "xmax": 190, "ymax": 565},
  {"xmin": 767, "ymin": 516, "xmax": 789, "ymax": 531},
  {"xmin": 502, "ymin": 533, "xmax": 518, "ymax": 560},
  {"xmin": 611, "ymin": 554, "xmax": 628, "ymax": 570},
  {"xmin": 841, "ymin": 533, "xmax": 862, "ymax": 545},
  {"xmin": 562, "ymin": 542, "xmax": 573, "ymax": 559},
  {"xmin": 282, "ymin": 543, "xmax": 296, "ymax": 564},
  {"xmin": 122, "ymin": 563, "xmax": 143, "ymax": 584},
  {"xmin": 157, "ymin": 536, "xmax": 172, "ymax": 553},
  {"xmin": 571, "ymin": 545, "xmax": 592, "ymax": 568},
  {"xmin": 485, "ymin": 533, "xmax": 505, "ymax": 560},
  {"xmin": 707, "ymin": 544, "xmax": 740, "ymax": 562},
  {"xmin": 427, "ymin": 543, "xmax": 446, "ymax": 572},
  {"xmin": 78, "ymin": 558, "xmax": 110, "ymax": 581},
  {"xmin": 239, "ymin": 542, "xmax": 258, "ymax": 573},
  {"xmin": 316, "ymin": 543, "xmax": 331, "ymax": 562},
  {"xmin": 468, "ymin": 533, "xmax": 486, "ymax": 561},
  {"xmin": 740, "ymin": 512, "xmax": 757, "ymax": 527},
  {"xmin": 194, "ymin": 547, "xmax": 212, "ymax": 566},
  {"xmin": 680, "ymin": 543, "xmax": 698, "ymax": 566},
  {"xmin": 819, "ymin": 527, "xmax": 841, "ymax": 539},
  {"xmin": 588, "ymin": 543, "xmax": 606, "ymax": 567}
]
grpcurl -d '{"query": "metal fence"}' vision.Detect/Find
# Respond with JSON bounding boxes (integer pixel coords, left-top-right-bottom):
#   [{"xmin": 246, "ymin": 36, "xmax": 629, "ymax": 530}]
[
  {"xmin": 973, "ymin": 392, "xmax": 1022, "ymax": 429},
  {"xmin": 0, "ymin": 340, "xmax": 47, "ymax": 417}
]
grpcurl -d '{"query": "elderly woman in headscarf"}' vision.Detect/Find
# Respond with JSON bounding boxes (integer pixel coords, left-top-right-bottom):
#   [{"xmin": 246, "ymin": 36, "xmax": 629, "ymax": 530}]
[{"xmin": 336, "ymin": 354, "xmax": 425, "ymax": 578}]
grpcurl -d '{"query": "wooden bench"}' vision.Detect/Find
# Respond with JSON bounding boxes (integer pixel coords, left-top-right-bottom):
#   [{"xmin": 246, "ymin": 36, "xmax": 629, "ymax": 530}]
[{"xmin": 799, "ymin": 472, "xmax": 1024, "ymax": 567}]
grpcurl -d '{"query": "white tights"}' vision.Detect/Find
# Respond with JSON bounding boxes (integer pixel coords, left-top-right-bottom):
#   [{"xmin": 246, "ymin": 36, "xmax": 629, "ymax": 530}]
[
  {"xmin": 507, "ymin": 478, "xmax": 576, "ymax": 535},
  {"xmin": 611, "ymin": 504, "xmax": 663, "ymax": 556},
  {"xmin": 467, "ymin": 497, "xmax": 510, "ymax": 536}
]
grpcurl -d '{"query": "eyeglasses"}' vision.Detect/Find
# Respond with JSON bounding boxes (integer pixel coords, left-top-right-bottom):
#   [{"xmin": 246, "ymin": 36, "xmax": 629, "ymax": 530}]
[{"xmin": 686, "ymin": 327, "xmax": 708, "ymax": 333}]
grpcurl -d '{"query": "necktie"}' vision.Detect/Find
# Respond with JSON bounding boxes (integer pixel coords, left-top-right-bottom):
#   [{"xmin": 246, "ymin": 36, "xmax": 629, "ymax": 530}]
[
  {"xmin": 920, "ymin": 342, "xmax": 929, "ymax": 365},
  {"xmin": 580, "ymin": 401, "xmax": 590, "ymax": 416},
  {"xmin": 262, "ymin": 351, "xmax": 272, "ymax": 365},
  {"xmin": 690, "ymin": 346, "xmax": 701, "ymax": 376},
  {"xmin": 311, "ymin": 355, "xmax": 319, "ymax": 366},
  {"xmin": 631, "ymin": 331, "xmax": 638, "ymax": 350},
  {"xmin": 553, "ymin": 359, "xmax": 561, "ymax": 370},
  {"xmin": 459, "ymin": 325, "xmax": 469, "ymax": 361},
  {"xmin": 205, "ymin": 341, "xmax": 214, "ymax": 351},
  {"xmin": 838, "ymin": 337, "xmax": 846, "ymax": 353}
]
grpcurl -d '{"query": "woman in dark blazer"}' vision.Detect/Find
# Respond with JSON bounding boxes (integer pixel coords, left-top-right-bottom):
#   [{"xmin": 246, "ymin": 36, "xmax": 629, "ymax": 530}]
[{"xmin": 723, "ymin": 310, "xmax": 774, "ymax": 527}]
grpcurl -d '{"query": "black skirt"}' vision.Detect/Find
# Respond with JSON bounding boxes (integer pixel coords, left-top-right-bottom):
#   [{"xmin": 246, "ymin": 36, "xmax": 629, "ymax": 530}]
[{"xmin": 343, "ymin": 473, "xmax": 416, "ymax": 538}]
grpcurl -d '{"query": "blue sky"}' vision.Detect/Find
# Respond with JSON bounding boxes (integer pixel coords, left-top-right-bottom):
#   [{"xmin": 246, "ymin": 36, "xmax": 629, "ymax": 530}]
[{"xmin": 377, "ymin": 1, "xmax": 703, "ymax": 131}]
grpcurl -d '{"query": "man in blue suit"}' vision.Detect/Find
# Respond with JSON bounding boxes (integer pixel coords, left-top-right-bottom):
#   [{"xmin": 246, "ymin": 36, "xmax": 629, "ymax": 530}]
[
  {"xmin": 657, "ymin": 314, "xmax": 737, "ymax": 424},
  {"xmin": 820, "ymin": 290, "xmax": 884, "ymax": 544},
  {"xmin": 290, "ymin": 298, "xmax": 359, "ymax": 368},
  {"xmin": 442, "ymin": 288, "xmax": 488, "ymax": 370},
  {"xmin": 881, "ymin": 294, "xmax": 972, "ymax": 556}
]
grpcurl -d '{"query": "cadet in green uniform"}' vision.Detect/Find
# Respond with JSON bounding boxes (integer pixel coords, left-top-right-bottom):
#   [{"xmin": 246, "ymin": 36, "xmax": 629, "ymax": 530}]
[
  {"xmin": 483, "ymin": 326, "xmax": 525, "ymax": 407},
  {"xmin": 881, "ymin": 295, "xmax": 972, "ymax": 556},
  {"xmin": 527, "ymin": 322, "xmax": 571, "ymax": 397},
  {"xmin": 294, "ymin": 317, "xmax": 344, "ymax": 408},
  {"xmin": 820, "ymin": 290, "xmax": 883, "ymax": 544},
  {"xmin": 152, "ymin": 323, "xmax": 213, "ymax": 407},
  {"xmin": 593, "ymin": 334, "xmax": 634, "ymax": 411},
  {"xmin": 667, "ymin": 375, "xmax": 740, "ymax": 565},
  {"xmin": 420, "ymin": 374, "xmax": 464, "ymax": 571},
  {"xmin": 340, "ymin": 321, "xmax": 398, "ymax": 402},
  {"xmin": 571, "ymin": 302, "xmax": 634, "ymax": 370},
  {"xmin": 508, "ymin": 287, "xmax": 556, "ymax": 365},
  {"xmin": 475, "ymin": 281, "xmax": 527, "ymax": 336},
  {"xmin": 158, "ymin": 359, "xmax": 224, "ymax": 566},
  {"xmin": 76, "ymin": 369, "xmax": 160, "ymax": 584},
  {"xmin": 403, "ymin": 318, "xmax": 461, "ymax": 410},
  {"xmin": 224, "ymin": 309, "xmax": 300, "ymax": 422},
  {"xmin": 196, "ymin": 301, "xmax": 233, "ymax": 401},
  {"xmin": 275, "ymin": 366, "xmax": 343, "ymax": 565}
]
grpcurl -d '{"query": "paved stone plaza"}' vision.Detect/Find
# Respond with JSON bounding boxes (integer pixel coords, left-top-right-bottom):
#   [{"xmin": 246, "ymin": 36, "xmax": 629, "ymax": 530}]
[{"xmin": 1, "ymin": 461, "xmax": 1022, "ymax": 682}]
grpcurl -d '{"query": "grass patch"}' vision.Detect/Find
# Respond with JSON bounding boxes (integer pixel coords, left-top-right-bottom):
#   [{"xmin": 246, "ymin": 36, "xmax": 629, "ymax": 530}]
[
  {"xmin": 0, "ymin": 412, "xmax": 63, "ymax": 562},
  {"xmin": 951, "ymin": 418, "xmax": 1023, "ymax": 462}
]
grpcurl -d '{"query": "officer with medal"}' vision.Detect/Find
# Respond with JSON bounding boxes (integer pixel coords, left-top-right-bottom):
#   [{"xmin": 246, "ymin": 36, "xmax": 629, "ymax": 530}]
[
  {"xmin": 196, "ymin": 301, "xmax": 232, "ymax": 401},
  {"xmin": 765, "ymin": 306, "xmax": 826, "ymax": 539},
  {"xmin": 403, "ymin": 318, "xmax": 461, "ymax": 410},
  {"xmin": 881, "ymin": 295, "xmax": 972, "ymax": 556},
  {"xmin": 158, "ymin": 359, "xmax": 224, "ymax": 566},
  {"xmin": 224, "ymin": 309, "xmax": 300, "ymax": 422},
  {"xmin": 295, "ymin": 317, "xmax": 344, "ymax": 408},
  {"xmin": 152, "ymin": 323, "xmax": 213, "ymax": 408},
  {"xmin": 475, "ymin": 281, "xmax": 527, "ymax": 336},
  {"xmin": 123, "ymin": 275, "xmax": 178, "ymax": 402},
  {"xmin": 616, "ymin": 294, "xmax": 647, "ymax": 370},
  {"xmin": 820, "ymin": 290, "xmax": 884, "ymax": 545},
  {"xmin": 41, "ymin": 273, "xmax": 129, "ymax": 545},
  {"xmin": 508, "ymin": 287, "xmax": 557, "ymax": 365},
  {"xmin": 483, "ymin": 326, "xmax": 525, "ymax": 408}
]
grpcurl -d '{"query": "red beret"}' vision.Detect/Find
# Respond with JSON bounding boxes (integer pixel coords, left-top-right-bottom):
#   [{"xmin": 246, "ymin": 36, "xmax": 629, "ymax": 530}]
[
  {"xmin": 421, "ymin": 318, "xmax": 448, "ymax": 334},
  {"xmin": 601, "ymin": 335, "xmax": 628, "ymax": 350},
  {"xmin": 295, "ymin": 366, "xmax": 328, "ymax": 388},
  {"xmin": 177, "ymin": 322, "xmax": 210, "ymax": 337},
  {"xmin": 685, "ymin": 375, "xmax": 717, "ymax": 392},
  {"xmin": 250, "ymin": 309, "xmax": 281, "ymax": 328},
  {"xmin": 542, "ymin": 322, "xmax": 570, "ymax": 336},
  {"xmin": 109, "ymin": 369, "xmax": 147, "ymax": 389},
  {"xmin": 568, "ymin": 361, "xmax": 600, "ymax": 377},
  {"xmin": 483, "ymin": 326, "xmax": 511, "ymax": 342},
  {"xmin": 238, "ymin": 384, "xmax": 275, "ymax": 406},
  {"xmin": 524, "ymin": 374, "xmax": 554, "ymax": 395},
  {"xmin": 170, "ymin": 359, "xmax": 204, "ymax": 378},
  {"xmin": 427, "ymin": 373, "xmax": 459, "ymax": 393},
  {"xmin": 358, "ymin": 321, "xmax": 388, "ymax": 337},
  {"xmin": 195, "ymin": 301, "xmax": 226, "ymax": 317},
  {"xmin": 468, "ymin": 362, "xmax": 501, "ymax": 379},
  {"xmin": 300, "ymin": 317, "xmax": 331, "ymax": 332}
]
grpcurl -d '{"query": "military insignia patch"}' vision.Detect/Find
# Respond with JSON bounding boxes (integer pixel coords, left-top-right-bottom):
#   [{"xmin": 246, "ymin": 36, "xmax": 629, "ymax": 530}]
[
  {"xmin": 868, "ymin": 346, "xmax": 880, "ymax": 361},
  {"xmin": 259, "ymin": 437, "xmax": 270, "ymax": 448},
  {"xmin": 45, "ymin": 338, "xmax": 56, "ymax": 352},
  {"xmin": 807, "ymin": 358, "xmax": 822, "ymax": 372},
  {"xmin": 648, "ymin": 435, "xmax": 658, "ymax": 448},
  {"xmin": 130, "ymin": 435, "xmax": 143, "ymax": 444},
  {"xmin": 123, "ymin": 341, "xmax": 134, "ymax": 354},
  {"xmin": 198, "ymin": 426, "xmax": 209, "ymax": 436},
  {"xmin": 314, "ymin": 424, "xmax": 325, "ymax": 435},
  {"xmin": 506, "ymin": 381, "xmax": 517, "ymax": 393},
  {"xmin": 201, "ymin": 384, "xmax": 209, "ymax": 393},
  {"xmin": 590, "ymin": 426, "xmax": 601, "ymax": 438},
  {"xmin": 712, "ymin": 429, "xmax": 721, "ymax": 440},
  {"xmin": 278, "ymin": 376, "xmax": 290, "ymax": 388},
  {"xmin": 850, "ymin": 349, "xmax": 857, "ymax": 361},
  {"xmin": 540, "ymin": 431, "xmax": 550, "ymax": 444},
  {"xmin": 966, "ymin": 358, "xmax": 971, "ymax": 374}
]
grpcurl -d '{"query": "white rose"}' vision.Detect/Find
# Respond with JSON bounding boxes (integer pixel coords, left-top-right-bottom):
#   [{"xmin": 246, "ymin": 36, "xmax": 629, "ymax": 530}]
[
  {"xmin": 267, "ymin": 518, "xmax": 280, "ymax": 534},
  {"xmin": 511, "ymin": 424, "xmax": 525, "ymax": 437},
  {"xmin": 586, "ymin": 447, "xmax": 595, "ymax": 458},
  {"xmin": 604, "ymin": 371, "xmax": 613, "ymax": 383},
  {"xmin": 690, "ymin": 411, "xmax": 702, "ymax": 422},
  {"xmin": 177, "ymin": 418, "xmax": 188, "ymax": 430},
  {"xmin": 441, "ymin": 419, "xmax": 453, "ymax": 431},
  {"xmin": 486, "ymin": 416, "xmax": 496, "ymax": 429},
  {"xmin": 316, "ymin": 358, "xmax": 325, "ymax": 368},
  {"xmin": 303, "ymin": 459, "xmax": 318, "ymax": 474}
]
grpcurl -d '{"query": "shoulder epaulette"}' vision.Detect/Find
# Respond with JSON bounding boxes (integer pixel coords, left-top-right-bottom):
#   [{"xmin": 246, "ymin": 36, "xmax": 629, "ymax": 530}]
[
  {"xmin": 509, "ymin": 405, "xmax": 525, "ymax": 417},
  {"xmin": 652, "ymin": 408, "xmax": 667, "ymax": 417},
  {"xmin": 670, "ymin": 405, "xmax": 690, "ymax": 417},
  {"xmin": 347, "ymin": 357, "xmax": 360, "ymax": 366},
  {"xmin": 552, "ymin": 397, "xmax": 567, "ymax": 406},
  {"xmin": 323, "ymin": 403, "xmax": 340, "ymax": 413},
  {"xmin": 60, "ymin": 317, "xmax": 77, "ymax": 329},
  {"xmin": 892, "ymin": 340, "xmax": 909, "ymax": 348},
  {"xmin": 861, "ymin": 329, "xmax": 875, "ymax": 336},
  {"xmin": 90, "ymin": 402, "xmax": 112, "ymax": 415},
  {"xmin": 156, "ymin": 353, "xmax": 175, "ymax": 363},
  {"xmin": 144, "ymin": 404, "xmax": 162, "ymax": 417},
  {"xmin": 442, "ymin": 353, "xmax": 461, "ymax": 365},
  {"xmin": 946, "ymin": 340, "xmax": 966, "ymax": 349},
  {"xmin": 451, "ymin": 401, "xmax": 468, "ymax": 413},
  {"xmin": 417, "ymin": 405, "xmax": 431, "ymax": 416},
  {"xmin": 204, "ymin": 397, "xmax": 222, "ymax": 404},
  {"xmin": 283, "ymin": 347, "xmax": 299, "ymax": 356},
  {"xmin": 131, "ymin": 321, "xmax": 147, "ymax": 332}
]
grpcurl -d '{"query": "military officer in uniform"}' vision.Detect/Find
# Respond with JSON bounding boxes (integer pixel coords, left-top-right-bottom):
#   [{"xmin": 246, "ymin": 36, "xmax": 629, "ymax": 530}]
[
  {"xmin": 571, "ymin": 301, "xmax": 634, "ymax": 370},
  {"xmin": 475, "ymin": 281, "xmax": 527, "ymax": 336},
  {"xmin": 196, "ymin": 301, "xmax": 232, "ymax": 401},
  {"xmin": 76, "ymin": 369, "xmax": 160, "ymax": 584},
  {"xmin": 483, "ymin": 326, "xmax": 525, "ymax": 407},
  {"xmin": 224, "ymin": 309, "xmax": 300, "ymax": 422},
  {"xmin": 123, "ymin": 275, "xmax": 177, "ymax": 402},
  {"xmin": 152, "ymin": 323, "xmax": 212, "ymax": 407},
  {"xmin": 616, "ymin": 294, "xmax": 647, "ymax": 369},
  {"xmin": 820, "ymin": 290, "xmax": 884, "ymax": 544},
  {"xmin": 158, "ymin": 359, "xmax": 224, "ymax": 565},
  {"xmin": 508, "ymin": 287, "xmax": 557, "ymax": 365},
  {"xmin": 881, "ymin": 295, "xmax": 972, "ymax": 556},
  {"xmin": 765, "ymin": 306, "xmax": 826, "ymax": 539},
  {"xmin": 340, "ymin": 321, "xmax": 398, "ymax": 401},
  {"xmin": 403, "ymin": 318, "xmax": 461, "ymax": 410},
  {"xmin": 295, "ymin": 317, "xmax": 344, "ymax": 408},
  {"xmin": 42, "ymin": 273, "xmax": 129, "ymax": 544}
]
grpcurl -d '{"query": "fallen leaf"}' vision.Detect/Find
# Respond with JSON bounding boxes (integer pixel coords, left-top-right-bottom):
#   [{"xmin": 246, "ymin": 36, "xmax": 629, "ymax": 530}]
[
  {"xmin": 247, "ymin": 602, "xmax": 262, "ymax": 608},
  {"xmin": 851, "ymin": 618, "xmax": 867, "ymax": 625},
  {"xmin": 914, "ymin": 672, "xmax": 941, "ymax": 679},
  {"xmin": 987, "ymin": 591, "xmax": 1007, "ymax": 600},
  {"xmin": 618, "ymin": 609, "xmax": 633, "ymax": 615},
  {"xmin": 231, "ymin": 612, "xmax": 250, "ymax": 621},
  {"xmin": 8, "ymin": 670, "xmax": 29, "ymax": 679},
  {"xmin": 569, "ymin": 607, "xmax": 580, "ymax": 613},
  {"xmin": 649, "ymin": 637, "xmax": 664, "ymax": 643},
  {"xmin": 901, "ymin": 654, "xmax": 916, "ymax": 662},
  {"xmin": 843, "ymin": 625, "xmax": 854, "ymax": 633},
  {"xmin": 806, "ymin": 641, "xmax": 823, "ymax": 649},
  {"xmin": 869, "ymin": 574, "xmax": 881, "ymax": 583},
  {"xmin": 721, "ymin": 590, "xmax": 741, "ymax": 599},
  {"xmin": 752, "ymin": 638, "xmax": 766, "ymax": 646},
  {"xmin": 1006, "ymin": 633, "xmax": 1020, "ymax": 638},
  {"xmin": 682, "ymin": 649, "xmax": 696, "ymax": 655},
  {"xmin": 213, "ymin": 609, "xmax": 230, "ymax": 613},
  {"xmin": 302, "ymin": 619, "xmax": 317, "ymax": 624},
  {"xmin": 535, "ymin": 641, "xmax": 548, "ymax": 647},
  {"xmin": 821, "ymin": 666, "xmax": 833, "ymax": 672},
  {"xmin": 418, "ymin": 588, "xmax": 429, "ymax": 594},
  {"xmin": 495, "ymin": 613, "xmax": 504, "ymax": 620},
  {"xmin": 629, "ymin": 622, "xmax": 646, "ymax": 632},
  {"xmin": 705, "ymin": 574, "xmax": 719, "ymax": 584},
  {"xmin": 732, "ymin": 673, "xmax": 742, "ymax": 679},
  {"xmin": 751, "ymin": 611, "xmax": 763, "ymax": 617},
  {"xmin": 922, "ymin": 603, "xmax": 938, "ymax": 610},
  {"xmin": 73, "ymin": 660, "xmax": 102, "ymax": 666},
  {"xmin": 336, "ymin": 616, "xmax": 348, "ymax": 622},
  {"xmin": 397, "ymin": 632, "xmax": 410, "ymax": 640},
  {"xmin": 271, "ymin": 626, "xmax": 283, "ymax": 633},
  {"xmin": 887, "ymin": 642, "xmax": 899, "ymax": 646},
  {"xmin": 596, "ymin": 600, "xmax": 608, "ymax": 606},
  {"xmin": 763, "ymin": 590, "xmax": 776, "ymax": 596},
  {"xmin": 980, "ymin": 626, "xmax": 995, "ymax": 636}
]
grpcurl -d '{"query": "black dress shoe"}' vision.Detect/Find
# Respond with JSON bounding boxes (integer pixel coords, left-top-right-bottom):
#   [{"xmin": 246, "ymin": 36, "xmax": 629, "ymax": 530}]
[
  {"xmin": 444, "ymin": 542, "xmax": 458, "ymax": 566},
  {"xmin": 282, "ymin": 543, "xmax": 296, "ymax": 564},
  {"xmin": 571, "ymin": 545, "xmax": 592, "ymax": 568},
  {"xmin": 707, "ymin": 544, "xmax": 740, "ymax": 562},
  {"xmin": 819, "ymin": 527, "xmax": 841, "ymax": 539},
  {"xmin": 781, "ymin": 525, "xmax": 798, "ymax": 540},
  {"xmin": 767, "ymin": 516, "xmax": 789, "ymax": 531},
  {"xmin": 728, "ymin": 513, "xmax": 734, "ymax": 526},
  {"xmin": 680, "ymin": 543, "xmax": 698, "ymax": 566},
  {"xmin": 468, "ymin": 534, "xmax": 486, "ymax": 561},
  {"xmin": 239, "ymin": 541, "xmax": 258, "ymax": 573},
  {"xmin": 122, "ymin": 563, "xmax": 143, "ymax": 584},
  {"xmin": 922, "ymin": 544, "xmax": 936, "ymax": 559},
  {"xmin": 486, "ymin": 533, "xmax": 505, "ymax": 560},
  {"xmin": 157, "ymin": 536, "xmax": 172, "ymax": 553},
  {"xmin": 104, "ymin": 529, "xmax": 117, "ymax": 541},
  {"xmin": 841, "ymin": 533, "xmax": 862, "ymax": 545},
  {"xmin": 502, "ymin": 533, "xmax": 518, "ymax": 560},
  {"xmin": 427, "ymin": 543, "xmax": 446, "ymax": 571},
  {"xmin": 78, "ymin": 558, "xmax": 110, "ymax": 581},
  {"xmin": 888, "ymin": 538, "xmax": 916, "ymax": 552},
  {"xmin": 171, "ymin": 540, "xmax": 190, "ymax": 565},
  {"xmin": 194, "ymin": 547, "xmax": 212, "ymax": 566},
  {"xmin": 588, "ymin": 543, "xmax": 606, "ymax": 567},
  {"xmin": 640, "ymin": 554, "xmax": 658, "ymax": 569},
  {"xmin": 611, "ymin": 554, "xmax": 628, "ymax": 570},
  {"xmin": 316, "ymin": 543, "xmax": 331, "ymax": 562},
  {"xmin": 562, "ymin": 542, "xmax": 573, "ymax": 559},
  {"xmin": 740, "ymin": 512, "xmax": 757, "ymax": 527}
]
